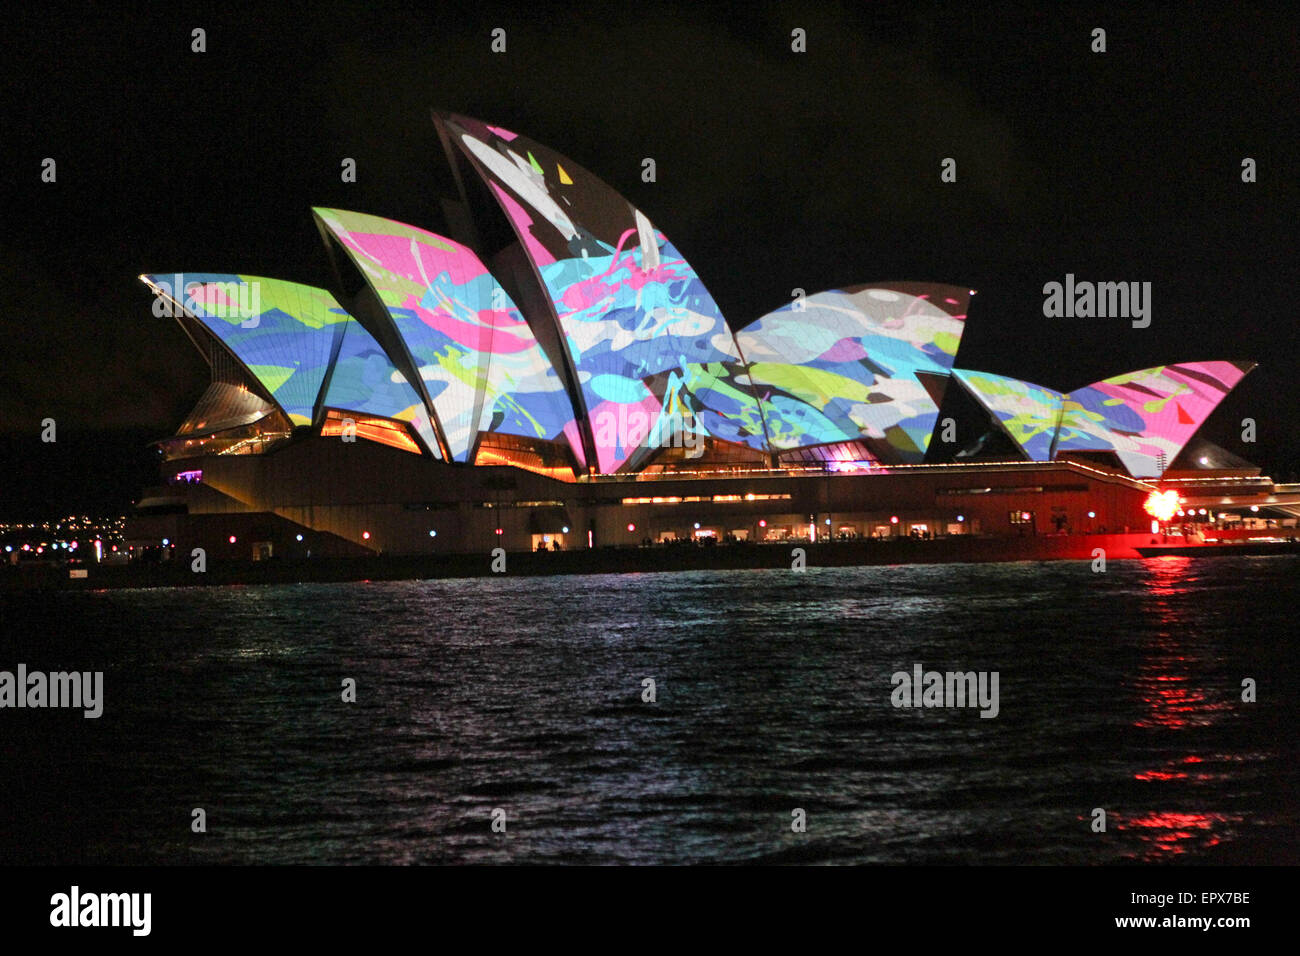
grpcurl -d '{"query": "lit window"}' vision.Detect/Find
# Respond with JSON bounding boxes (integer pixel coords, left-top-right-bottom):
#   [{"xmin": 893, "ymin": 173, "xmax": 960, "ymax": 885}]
[{"xmin": 320, "ymin": 410, "xmax": 421, "ymax": 454}]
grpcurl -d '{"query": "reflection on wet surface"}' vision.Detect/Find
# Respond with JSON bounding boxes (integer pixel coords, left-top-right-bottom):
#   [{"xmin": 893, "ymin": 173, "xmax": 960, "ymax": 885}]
[{"xmin": 1, "ymin": 557, "xmax": 1296, "ymax": 863}]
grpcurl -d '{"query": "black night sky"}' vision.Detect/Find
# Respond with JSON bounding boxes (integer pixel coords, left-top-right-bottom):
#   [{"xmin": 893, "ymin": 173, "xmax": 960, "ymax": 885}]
[{"xmin": 3, "ymin": 3, "xmax": 1297, "ymax": 517}]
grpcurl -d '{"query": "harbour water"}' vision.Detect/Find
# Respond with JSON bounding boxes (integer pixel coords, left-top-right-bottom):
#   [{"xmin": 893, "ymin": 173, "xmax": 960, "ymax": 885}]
[{"xmin": 1, "ymin": 556, "xmax": 1295, "ymax": 864}]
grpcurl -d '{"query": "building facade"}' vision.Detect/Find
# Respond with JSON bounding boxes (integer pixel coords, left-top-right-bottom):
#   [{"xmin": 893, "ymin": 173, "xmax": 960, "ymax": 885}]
[{"xmin": 126, "ymin": 113, "xmax": 1260, "ymax": 559}]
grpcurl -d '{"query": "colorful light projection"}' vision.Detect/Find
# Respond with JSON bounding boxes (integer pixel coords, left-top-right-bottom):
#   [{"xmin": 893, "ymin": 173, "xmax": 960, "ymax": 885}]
[
  {"xmin": 314, "ymin": 208, "xmax": 579, "ymax": 463},
  {"xmin": 143, "ymin": 274, "xmax": 348, "ymax": 427},
  {"xmin": 950, "ymin": 369, "xmax": 1065, "ymax": 462},
  {"xmin": 955, "ymin": 362, "xmax": 1253, "ymax": 477},
  {"xmin": 1056, "ymin": 362, "xmax": 1255, "ymax": 477},
  {"xmin": 318, "ymin": 316, "xmax": 441, "ymax": 457},
  {"xmin": 737, "ymin": 285, "xmax": 969, "ymax": 462},
  {"xmin": 438, "ymin": 113, "xmax": 768, "ymax": 473}
]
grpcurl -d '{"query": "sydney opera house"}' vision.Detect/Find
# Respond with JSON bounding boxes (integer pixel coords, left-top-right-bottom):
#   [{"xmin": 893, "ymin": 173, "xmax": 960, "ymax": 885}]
[{"xmin": 125, "ymin": 112, "xmax": 1280, "ymax": 560}]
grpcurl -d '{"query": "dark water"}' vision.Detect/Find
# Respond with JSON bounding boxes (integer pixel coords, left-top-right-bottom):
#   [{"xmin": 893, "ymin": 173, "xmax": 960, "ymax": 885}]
[{"xmin": 2, "ymin": 557, "xmax": 1296, "ymax": 865}]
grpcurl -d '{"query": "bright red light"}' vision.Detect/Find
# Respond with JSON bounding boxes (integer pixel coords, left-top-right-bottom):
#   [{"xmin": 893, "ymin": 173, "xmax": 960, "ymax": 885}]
[
  {"xmin": 627, "ymin": 523, "xmax": 636, "ymax": 532},
  {"xmin": 890, "ymin": 516, "xmax": 899, "ymax": 524},
  {"xmin": 228, "ymin": 535, "xmax": 237, "ymax": 544},
  {"xmin": 1144, "ymin": 490, "xmax": 1180, "ymax": 523},
  {"xmin": 362, "ymin": 531, "xmax": 370, "ymax": 540}
]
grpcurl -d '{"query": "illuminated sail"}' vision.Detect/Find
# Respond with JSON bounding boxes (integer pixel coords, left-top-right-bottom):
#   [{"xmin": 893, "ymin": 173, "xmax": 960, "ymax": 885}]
[
  {"xmin": 315, "ymin": 208, "xmax": 577, "ymax": 462},
  {"xmin": 1056, "ymin": 361, "xmax": 1254, "ymax": 477},
  {"xmin": 437, "ymin": 113, "xmax": 768, "ymax": 473},
  {"xmin": 739, "ymin": 285, "xmax": 969, "ymax": 462},
  {"xmin": 950, "ymin": 368, "xmax": 1064, "ymax": 461}
]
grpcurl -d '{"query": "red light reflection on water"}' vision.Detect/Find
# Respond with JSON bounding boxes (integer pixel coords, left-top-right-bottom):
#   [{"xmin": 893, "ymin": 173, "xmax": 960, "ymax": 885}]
[
  {"xmin": 1132, "ymin": 678, "xmax": 1229, "ymax": 729},
  {"xmin": 1118, "ymin": 811, "xmax": 1237, "ymax": 858},
  {"xmin": 1132, "ymin": 556, "xmax": 1230, "ymax": 729},
  {"xmin": 1142, "ymin": 554, "xmax": 1194, "ymax": 594},
  {"xmin": 1134, "ymin": 754, "xmax": 1216, "ymax": 783},
  {"xmin": 1135, "ymin": 753, "xmax": 1259, "ymax": 782},
  {"xmin": 1122, "ymin": 561, "xmax": 1244, "ymax": 858},
  {"xmin": 1134, "ymin": 769, "xmax": 1188, "ymax": 781}
]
